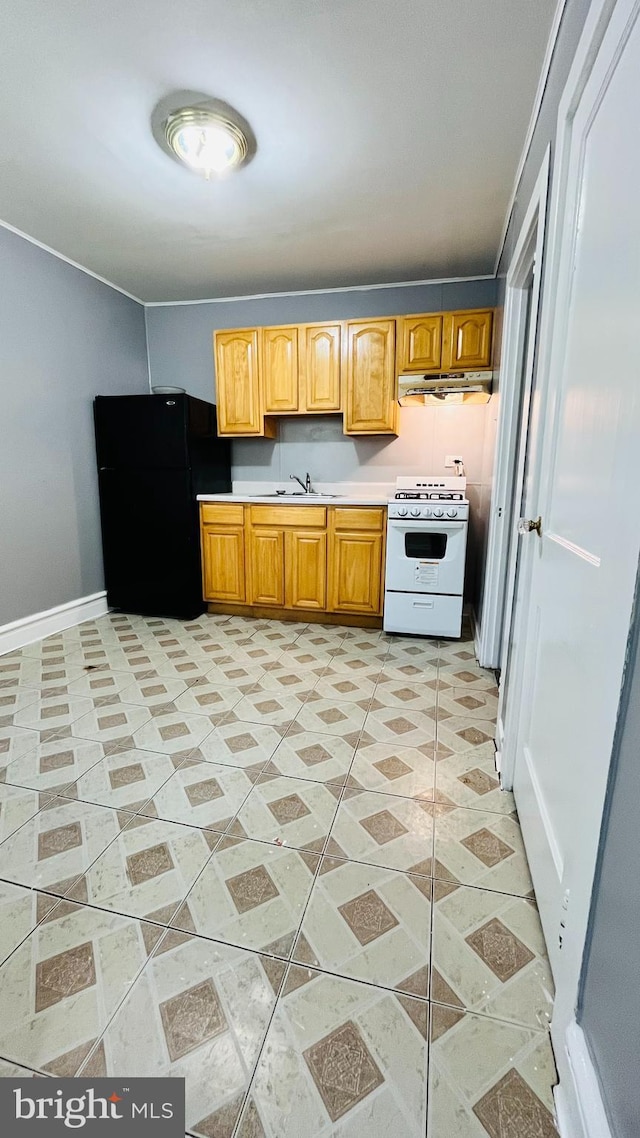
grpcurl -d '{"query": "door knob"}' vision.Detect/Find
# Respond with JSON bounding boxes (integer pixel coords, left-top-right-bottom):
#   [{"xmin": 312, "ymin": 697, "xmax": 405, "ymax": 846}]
[{"xmin": 518, "ymin": 516, "xmax": 542, "ymax": 536}]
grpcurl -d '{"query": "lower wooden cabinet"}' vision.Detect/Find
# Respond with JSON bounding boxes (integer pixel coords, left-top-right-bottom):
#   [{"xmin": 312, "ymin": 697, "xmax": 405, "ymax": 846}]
[
  {"xmin": 201, "ymin": 525, "xmax": 246, "ymax": 603},
  {"xmin": 328, "ymin": 529, "xmax": 384, "ymax": 615},
  {"xmin": 285, "ymin": 530, "xmax": 327, "ymax": 610},
  {"xmin": 200, "ymin": 503, "xmax": 385, "ymax": 622},
  {"xmin": 249, "ymin": 527, "xmax": 285, "ymax": 606}
]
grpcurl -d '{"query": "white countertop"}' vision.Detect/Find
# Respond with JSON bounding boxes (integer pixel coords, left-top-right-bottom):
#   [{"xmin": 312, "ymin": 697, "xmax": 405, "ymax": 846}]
[{"xmin": 198, "ymin": 480, "xmax": 392, "ymax": 506}]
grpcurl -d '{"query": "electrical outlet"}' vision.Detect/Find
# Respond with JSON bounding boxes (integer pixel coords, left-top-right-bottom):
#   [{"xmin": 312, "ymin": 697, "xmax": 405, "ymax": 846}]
[{"xmin": 445, "ymin": 455, "xmax": 463, "ymax": 468}]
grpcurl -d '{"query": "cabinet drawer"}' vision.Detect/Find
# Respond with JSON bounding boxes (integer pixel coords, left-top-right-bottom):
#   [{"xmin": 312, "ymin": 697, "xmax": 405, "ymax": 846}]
[
  {"xmin": 249, "ymin": 505, "xmax": 326, "ymax": 528},
  {"xmin": 201, "ymin": 502, "xmax": 245, "ymax": 526},
  {"xmin": 332, "ymin": 507, "xmax": 385, "ymax": 531}
]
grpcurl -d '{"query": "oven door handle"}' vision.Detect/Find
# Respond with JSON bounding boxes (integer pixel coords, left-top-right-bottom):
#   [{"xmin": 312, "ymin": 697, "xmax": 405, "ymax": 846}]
[{"xmin": 387, "ymin": 520, "xmax": 466, "ymax": 531}]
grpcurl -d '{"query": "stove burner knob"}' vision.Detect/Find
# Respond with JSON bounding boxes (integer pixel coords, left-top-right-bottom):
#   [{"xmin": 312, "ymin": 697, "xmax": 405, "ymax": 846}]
[
  {"xmin": 433, "ymin": 508, "xmax": 444, "ymax": 518},
  {"xmin": 397, "ymin": 506, "xmax": 408, "ymax": 517},
  {"xmin": 423, "ymin": 507, "xmax": 432, "ymax": 517},
  {"xmin": 447, "ymin": 508, "xmax": 458, "ymax": 518},
  {"xmin": 410, "ymin": 507, "xmax": 421, "ymax": 517}
]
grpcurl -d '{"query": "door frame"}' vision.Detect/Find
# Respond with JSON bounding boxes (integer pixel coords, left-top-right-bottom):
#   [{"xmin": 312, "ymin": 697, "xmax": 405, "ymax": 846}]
[
  {"xmin": 497, "ymin": 1, "xmax": 637, "ymax": 1133},
  {"xmin": 476, "ymin": 148, "xmax": 550, "ymax": 677}
]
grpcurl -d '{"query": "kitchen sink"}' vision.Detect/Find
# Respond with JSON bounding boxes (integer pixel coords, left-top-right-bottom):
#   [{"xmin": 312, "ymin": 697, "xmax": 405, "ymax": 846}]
[{"xmin": 249, "ymin": 492, "xmax": 339, "ymax": 499}]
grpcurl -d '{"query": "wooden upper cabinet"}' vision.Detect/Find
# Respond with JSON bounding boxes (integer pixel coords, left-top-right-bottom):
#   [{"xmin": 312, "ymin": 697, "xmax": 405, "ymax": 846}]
[
  {"xmin": 344, "ymin": 319, "xmax": 398, "ymax": 435},
  {"xmin": 300, "ymin": 323, "xmax": 342, "ymax": 412},
  {"xmin": 214, "ymin": 329, "xmax": 263, "ymax": 436},
  {"xmin": 398, "ymin": 314, "xmax": 443, "ymax": 373},
  {"xmin": 446, "ymin": 309, "xmax": 494, "ymax": 370},
  {"xmin": 262, "ymin": 326, "xmax": 299, "ymax": 413}
]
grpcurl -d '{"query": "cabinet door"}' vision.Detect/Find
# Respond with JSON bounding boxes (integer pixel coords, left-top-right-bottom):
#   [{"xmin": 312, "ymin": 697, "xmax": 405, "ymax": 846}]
[
  {"xmin": 446, "ymin": 310, "xmax": 494, "ymax": 370},
  {"xmin": 249, "ymin": 528, "xmax": 285, "ymax": 606},
  {"xmin": 263, "ymin": 326, "xmax": 299, "ymax": 413},
  {"xmin": 301, "ymin": 324, "xmax": 342, "ymax": 412},
  {"xmin": 345, "ymin": 320, "xmax": 398, "ymax": 434},
  {"xmin": 285, "ymin": 530, "xmax": 327, "ymax": 610},
  {"xmin": 214, "ymin": 329, "xmax": 262, "ymax": 435},
  {"xmin": 398, "ymin": 314, "xmax": 443, "ymax": 372},
  {"xmin": 328, "ymin": 531, "xmax": 384, "ymax": 615},
  {"xmin": 202, "ymin": 527, "xmax": 246, "ymax": 603}
]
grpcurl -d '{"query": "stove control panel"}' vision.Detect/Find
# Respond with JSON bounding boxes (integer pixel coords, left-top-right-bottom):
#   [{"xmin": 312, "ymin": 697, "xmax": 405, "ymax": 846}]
[{"xmin": 389, "ymin": 501, "xmax": 468, "ymax": 521}]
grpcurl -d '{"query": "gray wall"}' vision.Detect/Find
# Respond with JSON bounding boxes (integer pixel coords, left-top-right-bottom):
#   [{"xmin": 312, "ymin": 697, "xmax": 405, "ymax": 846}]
[
  {"xmin": 498, "ymin": 0, "xmax": 592, "ymax": 273},
  {"xmin": 145, "ymin": 277, "xmax": 497, "ymax": 601},
  {"xmin": 0, "ymin": 225, "xmax": 148, "ymax": 625},
  {"xmin": 578, "ymin": 563, "xmax": 640, "ymax": 1138}
]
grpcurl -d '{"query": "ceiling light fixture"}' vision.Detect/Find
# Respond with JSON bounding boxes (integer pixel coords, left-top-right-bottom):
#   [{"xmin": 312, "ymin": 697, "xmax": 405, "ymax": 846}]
[{"xmin": 162, "ymin": 104, "xmax": 250, "ymax": 178}]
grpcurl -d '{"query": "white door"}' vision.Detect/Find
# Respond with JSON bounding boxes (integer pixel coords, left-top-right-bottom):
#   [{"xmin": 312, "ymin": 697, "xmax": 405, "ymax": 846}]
[{"xmin": 508, "ymin": 0, "xmax": 640, "ymax": 1035}]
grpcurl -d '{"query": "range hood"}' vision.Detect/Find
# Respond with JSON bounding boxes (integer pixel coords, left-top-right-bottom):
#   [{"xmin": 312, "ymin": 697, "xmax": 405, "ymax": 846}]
[{"xmin": 398, "ymin": 371, "xmax": 493, "ymax": 406}]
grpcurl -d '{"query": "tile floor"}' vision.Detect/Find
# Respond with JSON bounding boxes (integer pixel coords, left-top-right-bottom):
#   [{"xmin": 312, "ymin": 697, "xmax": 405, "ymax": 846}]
[{"xmin": 0, "ymin": 611, "xmax": 557, "ymax": 1135}]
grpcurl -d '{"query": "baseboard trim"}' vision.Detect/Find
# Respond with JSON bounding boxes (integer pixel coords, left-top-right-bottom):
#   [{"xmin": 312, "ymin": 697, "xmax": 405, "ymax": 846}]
[
  {"xmin": 0, "ymin": 592, "xmax": 109, "ymax": 655},
  {"xmin": 555, "ymin": 1021, "xmax": 612, "ymax": 1138}
]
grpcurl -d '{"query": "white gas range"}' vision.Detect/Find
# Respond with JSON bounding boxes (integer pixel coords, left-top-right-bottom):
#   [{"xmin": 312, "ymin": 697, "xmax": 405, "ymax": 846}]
[{"xmin": 384, "ymin": 476, "xmax": 469, "ymax": 638}]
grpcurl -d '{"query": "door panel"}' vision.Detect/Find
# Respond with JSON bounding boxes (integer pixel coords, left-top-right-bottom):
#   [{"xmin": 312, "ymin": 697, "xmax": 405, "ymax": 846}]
[
  {"xmin": 286, "ymin": 530, "xmax": 327, "ymax": 610},
  {"xmin": 329, "ymin": 531, "xmax": 383, "ymax": 614},
  {"xmin": 509, "ymin": 11, "xmax": 640, "ymax": 982},
  {"xmin": 446, "ymin": 310, "xmax": 493, "ymax": 370},
  {"xmin": 263, "ymin": 326, "xmax": 299, "ymax": 413},
  {"xmin": 398, "ymin": 314, "xmax": 443, "ymax": 372},
  {"xmin": 249, "ymin": 528, "xmax": 285, "ymax": 606},
  {"xmin": 214, "ymin": 329, "xmax": 262, "ymax": 435},
  {"xmin": 345, "ymin": 320, "xmax": 397, "ymax": 434},
  {"xmin": 201, "ymin": 527, "xmax": 246, "ymax": 603},
  {"xmin": 301, "ymin": 324, "xmax": 342, "ymax": 412},
  {"xmin": 94, "ymin": 395, "xmax": 188, "ymax": 470}
]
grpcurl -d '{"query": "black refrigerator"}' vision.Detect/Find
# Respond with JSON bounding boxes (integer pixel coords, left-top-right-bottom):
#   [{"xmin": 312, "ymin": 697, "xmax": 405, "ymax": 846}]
[{"xmin": 94, "ymin": 394, "xmax": 231, "ymax": 620}]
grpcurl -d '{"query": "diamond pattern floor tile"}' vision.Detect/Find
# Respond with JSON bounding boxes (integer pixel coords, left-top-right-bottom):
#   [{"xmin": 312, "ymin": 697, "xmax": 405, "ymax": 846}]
[
  {"xmin": 0, "ymin": 784, "xmax": 45, "ymax": 844},
  {"xmin": 231, "ymin": 774, "xmax": 341, "ymax": 853},
  {"xmin": 171, "ymin": 837, "xmax": 318, "ymax": 957},
  {"xmin": 431, "ymin": 882, "xmax": 554, "ymax": 1030},
  {"xmin": 269, "ymin": 728, "xmax": 356, "ymax": 786},
  {"xmin": 294, "ymin": 857, "xmax": 431, "ymax": 995},
  {"xmin": 3, "ymin": 737, "xmax": 105, "ymax": 798},
  {"xmin": 428, "ymin": 1009, "xmax": 557, "ymax": 1137},
  {"xmin": 0, "ymin": 901, "xmax": 161, "ymax": 1075},
  {"xmin": 295, "ymin": 696, "xmax": 367, "ymax": 739},
  {"xmin": 197, "ymin": 720, "xmax": 283, "ymax": 769},
  {"xmin": 435, "ymin": 744, "xmax": 516, "ymax": 815},
  {"xmin": 347, "ymin": 740, "xmax": 436, "ymax": 799},
  {"xmin": 238, "ymin": 966, "xmax": 427, "ymax": 1136},
  {"xmin": 69, "ymin": 748, "xmax": 178, "ymax": 813},
  {"xmin": 136, "ymin": 760, "xmax": 257, "ymax": 831},
  {"xmin": 434, "ymin": 806, "xmax": 534, "ymax": 897},
  {"xmin": 329, "ymin": 788, "xmax": 434, "ymax": 873},
  {"xmin": 0, "ymin": 611, "xmax": 554, "ymax": 1136},
  {"xmin": 0, "ymin": 796, "xmax": 122, "ymax": 894},
  {"xmin": 83, "ymin": 933, "xmax": 281, "ymax": 1137}
]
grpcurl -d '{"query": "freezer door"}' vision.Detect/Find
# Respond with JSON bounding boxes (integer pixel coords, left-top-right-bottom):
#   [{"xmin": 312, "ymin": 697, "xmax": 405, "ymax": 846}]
[{"xmin": 94, "ymin": 394, "xmax": 193, "ymax": 470}]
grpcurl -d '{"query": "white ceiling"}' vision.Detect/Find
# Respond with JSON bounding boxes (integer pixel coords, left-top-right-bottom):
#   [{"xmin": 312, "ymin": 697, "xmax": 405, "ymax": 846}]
[{"xmin": 0, "ymin": 0, "xmax": 557, "ymax": 302}]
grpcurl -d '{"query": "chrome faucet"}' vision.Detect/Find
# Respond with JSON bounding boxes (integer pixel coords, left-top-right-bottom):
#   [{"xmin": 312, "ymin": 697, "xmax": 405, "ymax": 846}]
[{"xmin": 290, "ymin": 472, "xmax": 313, "ymax": 493}]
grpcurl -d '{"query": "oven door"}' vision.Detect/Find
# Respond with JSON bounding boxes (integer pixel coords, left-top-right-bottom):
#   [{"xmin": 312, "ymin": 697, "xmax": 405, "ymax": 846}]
[{"xmin": 385, "ymin": 519, "xmax": 468, "ymax": 595}]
